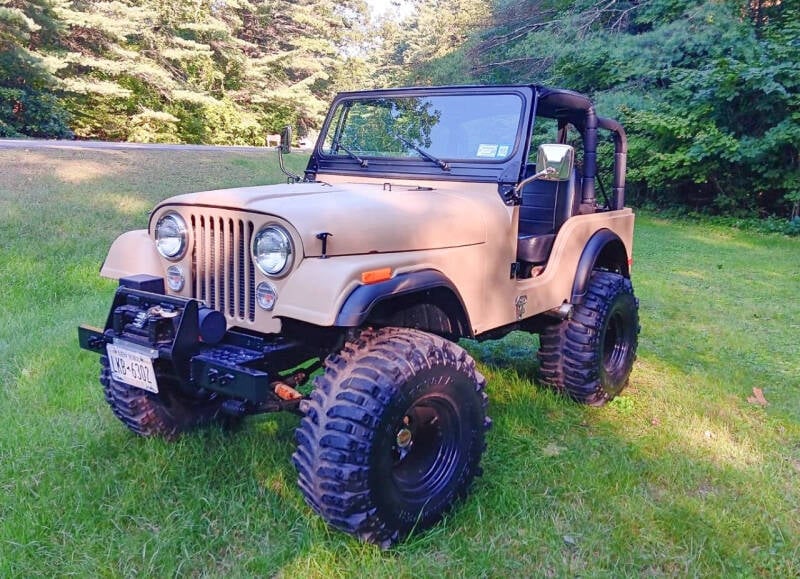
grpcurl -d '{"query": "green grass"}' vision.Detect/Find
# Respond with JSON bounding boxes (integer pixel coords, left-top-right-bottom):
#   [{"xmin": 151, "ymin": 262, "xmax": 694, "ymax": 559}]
[{"xmin": 1, "ymin": 146, "xmax": 799, "ymax": 576}]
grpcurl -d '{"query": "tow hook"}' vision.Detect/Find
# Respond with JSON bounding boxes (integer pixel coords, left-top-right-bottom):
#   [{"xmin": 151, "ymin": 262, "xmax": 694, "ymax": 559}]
[
  {"xmin": 272, "ymin": 381, "xmax": 303, "ymax": 401},
  {"xmin": 271, "ymin": 369, "xmax": 309, "ymax": 401}
]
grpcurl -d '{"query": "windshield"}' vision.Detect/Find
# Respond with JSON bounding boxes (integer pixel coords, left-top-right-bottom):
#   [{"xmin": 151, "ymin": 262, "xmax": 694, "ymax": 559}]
[{"xmin": 321, "ymin": 94, "xmax": 524, "ymax": 163}]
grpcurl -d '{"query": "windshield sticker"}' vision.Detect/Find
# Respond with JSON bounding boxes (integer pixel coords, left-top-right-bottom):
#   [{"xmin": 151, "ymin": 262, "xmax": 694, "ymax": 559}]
[
  {"xmin": 476, "ymin": 144, "xmax": 499, "ymax": 158},
  {"xmin": 497, "ymin": 145, "xmax": 510, "ymax": 157}
]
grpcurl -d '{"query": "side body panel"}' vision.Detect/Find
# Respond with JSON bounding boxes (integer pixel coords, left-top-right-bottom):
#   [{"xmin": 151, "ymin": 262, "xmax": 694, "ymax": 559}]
[{"xmin": 510, "ymin": 209, "xmax": 634, "ymax": 325}]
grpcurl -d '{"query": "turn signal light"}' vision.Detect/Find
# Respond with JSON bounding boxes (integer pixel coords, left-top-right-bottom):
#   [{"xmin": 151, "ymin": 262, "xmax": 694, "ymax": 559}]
[{"xmin": 361, "ymin": 268, "xmax": 392, "ymax": 284}]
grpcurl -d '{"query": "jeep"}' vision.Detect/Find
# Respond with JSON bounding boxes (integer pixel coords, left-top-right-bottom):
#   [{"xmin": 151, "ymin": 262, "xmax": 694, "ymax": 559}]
[{"xmin": 79, "ymin": 84, "xmax": 639, "ymax": 547}]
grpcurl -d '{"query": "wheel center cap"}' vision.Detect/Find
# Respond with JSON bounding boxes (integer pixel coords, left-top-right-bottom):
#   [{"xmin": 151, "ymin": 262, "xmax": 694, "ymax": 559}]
[{"xmin": 396, "ymin": 428, "xmax": 413, "ymax": 449}]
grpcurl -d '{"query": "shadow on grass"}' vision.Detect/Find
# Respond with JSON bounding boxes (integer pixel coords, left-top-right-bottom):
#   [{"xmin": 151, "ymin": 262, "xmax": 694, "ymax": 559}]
[{"xmin": 462, "ymin": 330, "xmax": 541, "ymax": 382}]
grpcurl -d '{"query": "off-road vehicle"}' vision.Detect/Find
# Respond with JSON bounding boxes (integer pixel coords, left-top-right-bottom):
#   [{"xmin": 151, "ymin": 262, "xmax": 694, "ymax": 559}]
[{"xmin": 79, "ymin": 84, "xmax": 639, "ymax": 547}]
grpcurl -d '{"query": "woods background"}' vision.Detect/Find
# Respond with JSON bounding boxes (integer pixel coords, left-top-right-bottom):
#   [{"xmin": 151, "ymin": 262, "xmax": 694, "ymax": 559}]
[{"xmin": 1, "ymin": 0, "xmax": 797, "ymax": 221}]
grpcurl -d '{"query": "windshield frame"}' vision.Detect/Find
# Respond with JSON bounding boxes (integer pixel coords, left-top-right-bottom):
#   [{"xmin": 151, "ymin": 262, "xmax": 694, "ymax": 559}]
[{"xmin": 307, "ymin": 86, "xmax": 535, "ymax": 184}]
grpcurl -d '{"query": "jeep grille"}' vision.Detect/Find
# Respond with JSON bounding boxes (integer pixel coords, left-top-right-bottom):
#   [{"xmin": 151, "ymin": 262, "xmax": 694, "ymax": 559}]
[{"xmin": 189, "ymin": 214, "xmax": 255, "ymax": 322}]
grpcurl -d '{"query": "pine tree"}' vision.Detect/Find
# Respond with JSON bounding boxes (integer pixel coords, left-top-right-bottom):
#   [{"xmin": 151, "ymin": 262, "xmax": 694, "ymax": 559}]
[
  {"xmin": 46, "ymin": 0, "xmax": 372, "ymax": 143},
  {"xmin": 0, "ymin": 0, "xmax": 71, "ymax": 137},
  {"xmin": 371, "ymin": 0, "xmax": 491, "ymax": 86}
]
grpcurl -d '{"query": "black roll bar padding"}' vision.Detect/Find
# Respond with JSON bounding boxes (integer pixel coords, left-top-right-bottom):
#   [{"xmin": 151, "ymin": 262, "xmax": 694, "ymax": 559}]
[
  {"xmin": 597, "ymin": 116, "xmax": 628, "ymax": 210},
  {"xmin": 582, "ymin": 106, "xmax": 598, "ymax": 207},
  {"xmin": 535, "ymin": 88, "xmax": 626, "ymax": 210}
]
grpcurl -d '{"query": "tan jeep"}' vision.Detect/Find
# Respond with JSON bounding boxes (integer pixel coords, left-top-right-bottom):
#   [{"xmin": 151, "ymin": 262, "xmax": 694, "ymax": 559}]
[{"xmin": 79, "ymin": 84, "xmax": 638, "ymax": 547}]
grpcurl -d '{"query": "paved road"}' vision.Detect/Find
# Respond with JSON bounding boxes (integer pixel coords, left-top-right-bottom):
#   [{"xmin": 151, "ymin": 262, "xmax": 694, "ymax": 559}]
[{"xmin": 0, "ymin": 138, "xmax": 274, "ymax": 153}]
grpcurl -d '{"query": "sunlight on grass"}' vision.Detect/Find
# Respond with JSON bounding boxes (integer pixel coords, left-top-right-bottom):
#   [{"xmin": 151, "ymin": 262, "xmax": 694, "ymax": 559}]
[
  {"xmin": 684, "ymin": 231, "xmax": 757, "ymax": 250},
  {"xmin": 96, "ymin": 191, "xmax": 151, "ymax": 215},
  {"xmin": 56, "ymin": 160, "xmax": 116, "ymax": 183},
  {"xmin": 678, "ymin": 414, "xmax": 763, "ymax": 469},
  {"xmin": 8, "ymin": 150, "xmax": 115, "ymax": 183}
]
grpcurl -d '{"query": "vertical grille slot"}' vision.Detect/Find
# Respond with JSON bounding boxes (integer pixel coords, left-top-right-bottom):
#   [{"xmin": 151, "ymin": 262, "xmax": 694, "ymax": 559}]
[
  {"xmin": 227, "ymin": 219, "xmax": 235, "ymax": 317},
  {"xmin": 190, "ymin": 213, "xmax": 254, "ymax": 322}
]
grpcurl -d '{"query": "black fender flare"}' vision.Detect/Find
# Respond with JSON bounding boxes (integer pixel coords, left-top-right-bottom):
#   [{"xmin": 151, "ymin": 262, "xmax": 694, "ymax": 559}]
[
  {"xmin": 335, "ymin": 269, "xmax": 471, "ymax": 334},
  {"xmin": 570, "ymin": 229, "xmax": 630, "ymax": 305}
]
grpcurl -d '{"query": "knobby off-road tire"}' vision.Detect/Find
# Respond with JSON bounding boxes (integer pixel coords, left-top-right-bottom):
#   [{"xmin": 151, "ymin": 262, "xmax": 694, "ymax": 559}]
[
  {"xmin": 100, "ymin": 355, "xmax": 228, "ymax": 438},
  {"xmin": 537, "ymin": 271, "xmax": 639, "ymax": 406},
  {"xmin": 292, "ymin": 327, "xmax": 490, "ymax": 548}
]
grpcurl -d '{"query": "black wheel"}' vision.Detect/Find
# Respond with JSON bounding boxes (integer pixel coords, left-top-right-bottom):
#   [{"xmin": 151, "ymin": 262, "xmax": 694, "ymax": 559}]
[
  {"xmin": 292, "ymin": 327, "xmax": 490, "ymax": 548},
  {"xmin": 100, "ymin": 355, "xmax": 229, "ymax": 438},
  {"xmin": 537, "ymin": 271, "xmax": 639, "ymax": 405}
]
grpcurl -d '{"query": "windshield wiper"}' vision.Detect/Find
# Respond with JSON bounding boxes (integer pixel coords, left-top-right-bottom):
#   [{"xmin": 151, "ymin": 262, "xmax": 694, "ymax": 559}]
[
  {"xmin": 332, "ymin": 139, "xmax": 368, "ymax": 168},
  {"xmin": 394, "ymin": 134, "xmax": 450, "ymax": 171}
]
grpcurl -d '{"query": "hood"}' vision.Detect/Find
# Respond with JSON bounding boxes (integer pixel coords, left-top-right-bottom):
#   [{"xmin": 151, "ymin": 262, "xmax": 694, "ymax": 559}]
[{"xmin": 160, "ymin": 182, "xmax": 488, "ymax": 257}]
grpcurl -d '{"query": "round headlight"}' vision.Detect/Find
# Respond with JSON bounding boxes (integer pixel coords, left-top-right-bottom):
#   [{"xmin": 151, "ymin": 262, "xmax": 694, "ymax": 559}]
[
  {"xmin": 253, "ymin": 226, "xmax": 293, "ymax": 276},
  {"xmin": 155, "ymin": 213, "xmax": 187, "ymax": 260}
]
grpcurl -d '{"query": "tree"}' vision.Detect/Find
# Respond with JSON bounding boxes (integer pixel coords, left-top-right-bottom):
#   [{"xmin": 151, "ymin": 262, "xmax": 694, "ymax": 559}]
[
  {"xmin": 371, "ymin": 0, "xmax": 491, "ymax": 86},
  {"xmin": 0, "ymin": 0, "xmax": 71, "ymax": 137},
  {"xmin": 419, "ymin": 0, "xmax": 799, "ymax": 220},
  {"xmin": 59, "ymin": 0, "xmax": 372, "ymax": 143}
]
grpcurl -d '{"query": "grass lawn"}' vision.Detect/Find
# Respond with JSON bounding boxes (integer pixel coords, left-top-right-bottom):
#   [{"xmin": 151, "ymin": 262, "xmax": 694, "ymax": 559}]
[{"xmin": 1, "ymin": 144, "xmax": 798, "ymax": 576}]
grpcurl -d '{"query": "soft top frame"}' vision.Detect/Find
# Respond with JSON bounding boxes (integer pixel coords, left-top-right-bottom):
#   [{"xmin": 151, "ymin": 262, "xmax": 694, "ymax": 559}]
[{"xmin": 304, "ymin": 84, "xmax": 626, "ymax": 209}]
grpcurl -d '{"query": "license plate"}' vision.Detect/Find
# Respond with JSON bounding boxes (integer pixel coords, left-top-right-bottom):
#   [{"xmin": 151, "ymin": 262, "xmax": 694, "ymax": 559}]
[{"xmin": 107, "ymin": 342, "xmax": 159, "ymax": 393}]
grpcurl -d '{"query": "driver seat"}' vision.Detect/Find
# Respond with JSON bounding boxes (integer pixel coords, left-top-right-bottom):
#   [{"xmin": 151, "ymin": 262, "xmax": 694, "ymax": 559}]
[{"xmin": 517, "ymin": 167, "xmax": 579, "ymax": 263}]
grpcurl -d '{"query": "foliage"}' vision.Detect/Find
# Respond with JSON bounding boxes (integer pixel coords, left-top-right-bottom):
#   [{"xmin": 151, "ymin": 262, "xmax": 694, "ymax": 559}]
[
  {"xmin": 406, "ymin": 0, "xmax": 799, "ymax": 220},
  {"xmin": 639, "ymin": 206, "xmax": 800, "ymax": 237},
  {"xmin": 0, "ymin": 87, "xmax": 72, "ymax": 137},
  {"xmin": 127, "ymin": 109, "xmax": 181, "ymax": 144},
  {"xmin": 1, "ymin": 0, "xmax": 798, "ymax": 220},
  {"xmin": 370, "ymin": 0, "xmax": 492, "ymax": 86},
  {"xmin": 612, "ymin": 2, "xmax": 800, "ymax": 218},
  {"xmin": 0, "ymin": 0, "xmax": 72, "ymax": 137},
  {"xmin": 1, "ymin": 0, "xmax": 371, "ymax": 143}
]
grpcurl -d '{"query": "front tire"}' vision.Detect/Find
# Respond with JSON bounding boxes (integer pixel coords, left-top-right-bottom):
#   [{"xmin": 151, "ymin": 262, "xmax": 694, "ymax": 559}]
[
  {"xmin": 100, "ymin": 355, "xmax": 229, "ymax": 438},
  {"xmin": 292, "ymin": 328, "xmax": 490, "ymax": 548},
  {"xmin": 537, "ymin": 271, "xmax": 639, "ymax": 405}
]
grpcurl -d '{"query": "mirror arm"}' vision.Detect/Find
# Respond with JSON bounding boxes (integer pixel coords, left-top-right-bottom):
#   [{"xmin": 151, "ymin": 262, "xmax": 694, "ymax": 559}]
[
  {"xmin": 277, "ymin": 145, "xmax": 302, "ymax": 183},
  {"xmin": 513, "ymin": 166, "xmax": 557, "ymax": 195}
]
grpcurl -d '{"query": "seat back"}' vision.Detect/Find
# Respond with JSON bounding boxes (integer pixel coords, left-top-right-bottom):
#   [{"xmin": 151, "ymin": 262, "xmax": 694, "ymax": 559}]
[{"xmin": 518, "ymin": 165, "xmax": 579, "ymax": 235}]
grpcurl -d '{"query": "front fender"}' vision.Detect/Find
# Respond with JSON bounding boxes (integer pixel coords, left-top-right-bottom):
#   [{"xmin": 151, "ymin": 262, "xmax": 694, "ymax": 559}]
[
  {"xmin": 273, "ymin": 253, "xmax": 413, "ymax": 327},
  {"xmin": 100, "ymin": 230, "xmax": 162, "ymax": 280},
  {"xmin": 334, "ymin": 269, "xmax": 468, "ymax": 327},
  {"xmin": 273, "ymin": 247, "xmax": 482, "ymax": 329}
]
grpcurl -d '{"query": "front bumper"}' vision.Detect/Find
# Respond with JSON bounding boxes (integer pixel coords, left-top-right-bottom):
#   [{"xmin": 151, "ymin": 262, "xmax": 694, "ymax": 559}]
[{"xmin": 79, "ymin": 277, "xmax": 309, "ymax": 409}]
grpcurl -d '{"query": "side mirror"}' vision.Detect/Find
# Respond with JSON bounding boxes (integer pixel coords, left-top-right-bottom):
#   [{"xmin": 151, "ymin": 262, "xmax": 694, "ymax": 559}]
[
  {"xmin": 536, "ymin": 144, "xmax": 574, "ymax": 181},
  {"xmin": 280, "ymin": 125, "xmax": 292, "ymax": 154},
  {"xmin": 512, "ymin": 143, "xmax": 575, "ymax": 199},
  {"xmin": 277, "ymin": 125, "xmax": 301, "ymax": 183}
]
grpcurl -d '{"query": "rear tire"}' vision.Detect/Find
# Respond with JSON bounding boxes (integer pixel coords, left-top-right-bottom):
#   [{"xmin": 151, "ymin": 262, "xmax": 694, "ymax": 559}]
[
  {"xmin": 292, "ymin": 327, "xmax": 490, "ymax": 548},
  {"xmin": 537, "ymin": 271, "xmax": 639, "ymax": 405},
  {"xmin": 100, "ymin": 355, "xmax": 228, "ymax": 438}
]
